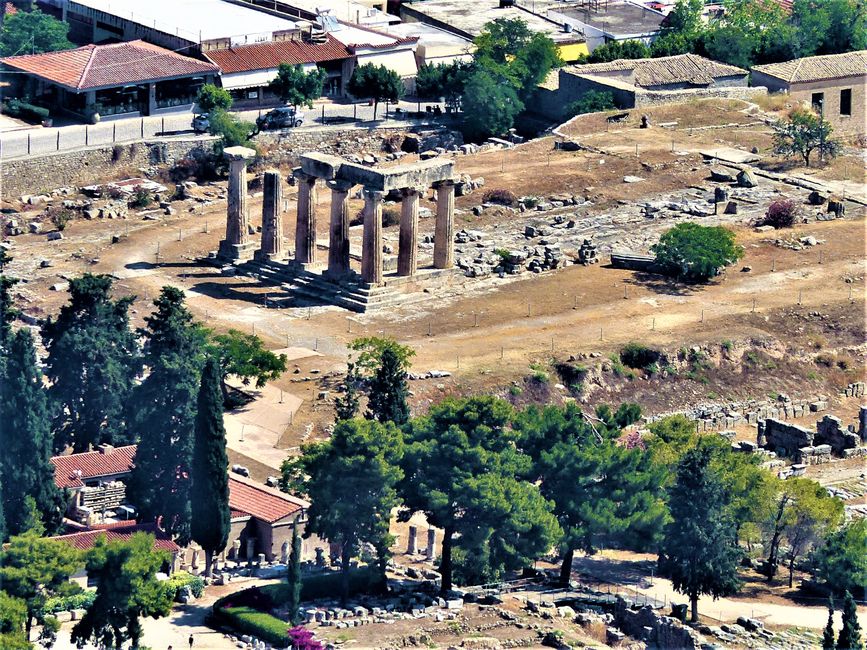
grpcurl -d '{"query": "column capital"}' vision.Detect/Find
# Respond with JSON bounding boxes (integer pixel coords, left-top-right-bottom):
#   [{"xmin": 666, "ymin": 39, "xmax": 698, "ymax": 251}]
[
  {"xmin": 327, "ymin": 179, "xmax": 354, "ymax": 192},
  {"xmin": 362, "ymin": 187, "xmax": 386, "ymax": 201},
  {"xmin": 223, "ymin": 146, "xmax": 256, "ymax": 162},
  {"xmin": 292, "ymin": 168, "xmax": 318, "ymax": 183},
  {"xmin": 401, "ymin": 186, "xmax": 426, "ymax": 197},
  {"xmin": 432, "ymin": 178, "xmax": 457, "ymax": 189}
]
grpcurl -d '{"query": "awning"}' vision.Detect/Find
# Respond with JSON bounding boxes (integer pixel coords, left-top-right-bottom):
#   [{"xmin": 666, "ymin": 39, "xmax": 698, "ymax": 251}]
[
  {"xmin": 220, "ymin": 62, "xmax": 318, "ymax": 90},
  {"xmin": 356, "ymin": 49, "xmax": 418, "ymax": 78}
]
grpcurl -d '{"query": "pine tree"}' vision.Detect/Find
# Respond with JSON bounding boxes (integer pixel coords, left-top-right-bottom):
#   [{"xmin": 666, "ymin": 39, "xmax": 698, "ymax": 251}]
[
  {"xmin": 334, "ymin": 362, "xmax": 360, "ymax": 422},
  {"xmin": 366, "ymin": 347, "xmax": 410, "ymax": 425},
  {"xmin": 0, "ymin": 482, "xmax": 6, "ymax": 543},
  {"xmin": 43, "ymin": 274, "xmax": 140, "ymax": 452},
  {"xmin": 824, "ymin": 597, "xmax": 837, "ymax": 650},
  {"xmin": 658, "ymin": 444, "xmax": 742, "ymax": 622},
  {"xmin": 0, "ymin": 275, "xmax": 18, "ymax": 355},
  {"xmin": 127, "ymin": 287, "xmax": 205, "ymax": 545},
  {"xmin": 0, "ymin": 329, "xmax": 65, "ymax": 536},
  {"xmin": 190, "ymin": 357, "xmax": 231, "ymax": 577},
  {"xmin": 838, "ymin": 591, "xmax": 863, "ymax": 650},
  {"xmin": 287, "ymin": 526, "xmax": 303, "ymax": 625}
]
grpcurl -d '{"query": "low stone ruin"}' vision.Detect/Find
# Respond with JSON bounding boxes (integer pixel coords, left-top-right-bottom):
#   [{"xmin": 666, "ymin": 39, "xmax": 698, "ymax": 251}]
[
  {"xmin": 614, "ymin": 597, "xmax": 704, "ymax": 650},
  {"xmin": 577, "ymin": 238, "xmax": 599, "ymax": 265},
  {"xmin": 757, "ymin": 405, "xmax": 867, "ymax": 464}
]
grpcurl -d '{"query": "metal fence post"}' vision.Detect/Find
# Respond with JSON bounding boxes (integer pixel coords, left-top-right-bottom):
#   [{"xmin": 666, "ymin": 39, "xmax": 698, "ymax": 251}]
[
  {"xmin": 113, "ymin": 124, "xmax": 116, "ymax": 142},
  {"xmin": 27, "ymin": 133, "xmax": 30, "ymax": 155},
  {"xmin": 85, "ymin": 125, "xmax": 89, "ymax": 146},
  {"xmin": 57, "ymin": 131, "xmax": 60, "ymax": 151},
  {"xmin": 321, "ymin": 104, "xmax": 325, "ymax": 124},
  {"xmin": 141, "ymin": 118, "xmax": 144, "ymax": 138}
]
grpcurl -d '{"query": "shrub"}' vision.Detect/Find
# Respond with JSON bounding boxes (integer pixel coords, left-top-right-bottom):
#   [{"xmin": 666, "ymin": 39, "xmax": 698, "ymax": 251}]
[
  {"xmin": 40, "ymin": 590, "xmax": 97, "ymax": 615},
  {"xmin": 209, "ymin": 108, "xmax": 256, "ymax": 148},
  {"xmin": 762, "ymin": 198, "xmax": 799, "ymax": 228},
  {"xmin": 214, "ymin": 605, "xmax": 289, "ymax": 647},
  {"xmin": 481, "ymin": 188, "xmax": 518, "ymax": 206},
  {"xmin": 100, "ymin": 184, "xmax": 126, "ymax": 200},
  {"xmin": 566, "ymin": 90, "xmax": 616, "ymax": 117},
  {"xmin": 4, "ymin": 99, "xmax": 50, "ymax": 123},
  {"xmin": 46, "ymin": 205, "xmax": 74, "ymax": 231},
  {"xmin": 166, "ymin": 571, "xmax": 205, "ymax": 600},
  {"xmin": 619, "ymin": 342, "xmax": 661, "ymax": 370},
  {"xmin": 652, "ymin": 222, "xmax": 744, "ymax": 282},
  {"xmin": 554, "ymin": 361, "xmax": 588, "ymax": 386},
  {"xmin": 129, "ymin": 185, "xmax": 154, "ymax": 208}
]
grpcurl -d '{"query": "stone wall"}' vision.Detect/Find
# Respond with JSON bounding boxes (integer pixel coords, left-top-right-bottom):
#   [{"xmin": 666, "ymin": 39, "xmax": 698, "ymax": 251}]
[
  {"xmin": 1, "ymin": 138, "xmax": 214, "ymax": 199},
  {"xmin": 613, "ymin": 597, "xmax": 702, "ymax": 650},
  {"xmin": 815, "ymin": 414, "xmax": 861, "ymax": 453},
  {"xmin": 758, "ymin": 418, "xmax": 814, "ymax": 457},
  {"xmin": 633, "ymin": 85, "xmax": 768, "ymax": 108}
]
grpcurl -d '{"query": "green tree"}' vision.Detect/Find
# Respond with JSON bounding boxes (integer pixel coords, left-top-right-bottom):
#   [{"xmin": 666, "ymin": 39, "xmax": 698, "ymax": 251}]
[
  {"xmin": 585, "ymin": 40, "xmax": 649, "ymax": 63},
  {"xmin": 460, "ymin": 67, "xmax": 523, "ymax": 140},
  {"xmin": 794, "ymin": 0, "xmax": 867, "ymax": 55},
  {"xmin": 838, "ymin": 591, "xmax": 863, "ymax": 650},
  {"xmin": 652, "ymin": 222, "xmax": 744, "ymax": 282},
  {"xmin": 209, "ymin": 108, "xmax": 256, "ymax": 148},
  {"xmin": 0, "ymin": 246, "xmax": 11, "ymax": 271},
  {"xmin": 565, "ymin": 90, "xmax": 615, "ymax": 117},
  {"xmin": 347, "ymin": 63, "xmax": 404, "ymax": 120},
  {"xmin": 772, "ymin": 108, "xmax": 841, "ymax": 167},
  {"xmin": 42, "ymin": 274, "xmax": 140, "ymax": 452},
  {"xmin": 0, "ymin": 531, "xmax": 83, "ymax": 637},
  {"xmin": 195, "ymin": 83, "xmax": 232, "ymax": 113},
  {"xmin": 0, "ymin": 329, "xmax": 65, "ymax": 536},
  {"xmin": 333, "ymin": 362, "xmax": 361, "ymax": 421},
  {"xmin": 416, "ymin": 61, "xmax": 473, "ymax": 111},
  {"xmin": 127, "ymin": 287, "xmax": 206, "ymax": 545},
  {"xmin": 509, "ymin": 32, "xmax": 562, "ymax": 100},
  {"xmin": 780, "ymin": 480, "xmax": 843, "ymax": 587},
  {"xmin": 270, "ymin": 63, "xmax": 326, "ymax": 110},
  {"xmin": 348, "ymin": 336, "xmax": 415, "ymax": 379},
  {"xmin": 72, "ymin": 533, "xmax": 174, "ymax": 649},
  {"xmin": 400, "ymin": 396, "xmax": 560, "ymax": 592},
  {"xmin": 190, "ymin": 357, "xmax": 231, "ymax": 578},
  {"xmin": 658, "ymin": 445, "xmax": 741, "ymax": 622},
  {"xmin": 812, "ymin": 519, "xmax": 867, "ymax": 599},
  {"xmin": 701, "ymin": 25, "xmax": 754, "ymax": 68},
  {"xmin": 366, "ymin": 346, "xmax": 410, "ymax": 425},
  {"xmin": 650, "ymin": 0, "xmax": 704, "ymax": 56},
  {"xmin": 0, "ymin": 9, "xmax": 72, "ymax": 56},
  {"xmin": 474, "ymin": 17, "xmax": 533, "ymax": 62},
  {"xmin": 286, "ymin": 526, "xmax": 303, "ymax": 625},
  {"xmin": 416, "ymin": 62, "xmax": 446, "ymax": 100},
  {"xmin": 209, "ymin": 329, "xmax": 287, "ymax": 406},
  {"xmin": 515, "ymin": 403, "xmax": 666, "ymax": 584},
  {"xmin": 0, "ymin": 592, "xmax": 30, "ymax": 650},
  {"xmin": 824, "ymin": 597, "xmax": 837, "ymax": 650},
  {"xmin": 282, "ymin": 418, "xmax": 403, "ymax": 604}
]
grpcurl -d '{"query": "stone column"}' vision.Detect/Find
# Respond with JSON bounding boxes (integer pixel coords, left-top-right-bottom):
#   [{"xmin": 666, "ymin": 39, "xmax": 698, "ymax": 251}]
[
  {"xmin": 426, "ymin": 528, "xmax": 436, "ymax": 561},
  {"xmin": 255, "ymin": 169, "xmax": 284, "ymax": 261},
  {"xmin": 327, "ymin": 179, "xmax": 352, "ymax": 277},
  {"xmin": 859, "ymin": 405, "xmax": 867, "ymax": 442},
  {"xmin": 294, "ymin": 170, "xmax": 318, "ymax": 266},
  {"xmin": 218, "ymin": 146, "xmax": 257, "ymax": 262},
  {"xmin": 397, "ymin": 187, "xmax": 421, "ymax": 276},
  {"xmin": 361, "ymin": 189, "xmax": 384, "ymax": 285},
  {"xmin": 406, "ymin": 525, "xmax": 418, "ymax": 554},
  {"xmin": 433, "ymin": 180, "xmax": 455, "ymax": 269}
]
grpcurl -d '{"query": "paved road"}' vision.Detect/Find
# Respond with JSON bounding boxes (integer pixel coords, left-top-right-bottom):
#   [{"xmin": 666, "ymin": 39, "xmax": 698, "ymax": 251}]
[{"xmin": 0, "ymin": 99, "xmax": 448, "ymax": 160}]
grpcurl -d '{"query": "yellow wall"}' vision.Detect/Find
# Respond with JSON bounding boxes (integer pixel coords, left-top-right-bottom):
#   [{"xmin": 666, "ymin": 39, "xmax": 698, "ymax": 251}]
[{"xmin": 558, "ymin": 42, "xmax": 590, "ymax": 63}]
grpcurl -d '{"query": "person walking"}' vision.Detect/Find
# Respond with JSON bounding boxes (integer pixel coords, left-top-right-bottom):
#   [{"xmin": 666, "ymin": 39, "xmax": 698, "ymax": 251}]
[{"xmin": 189, "ymin": 634, "xmax": 195, "ymax": 648}]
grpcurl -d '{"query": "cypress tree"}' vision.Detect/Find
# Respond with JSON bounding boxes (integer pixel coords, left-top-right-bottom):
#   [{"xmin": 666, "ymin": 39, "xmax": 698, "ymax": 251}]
[
  {"xmin": 838, "ymin": 591, "xmax": 863, "ymax": 650},
  {"xmin": 190, "ymin": 357, "xmax": 231, "ymax": 577},
  {"xmin": 334, "ymin": 362, "xmax": 361, "ymax": 422},
  {"xmin": 824, "ymin": 597, "xmax": 837, "ymax": 650},
  {"xmin": 287, "ymin": 526, "xmax": 303, "ymax": 625},
  {"xmin": 0, "ymin": 329, "xmax": 65, "ymax": 536},
  {"xmin": 366, "ymin": 347, "xmax": 410, "ymax": 425},
  {"xmin": 43, "ymin": 274, "xmax": 140, "ymax": 452},
  {"xmin": 128, "ymin": 287, "xmax": 205, "ymax": 545}
]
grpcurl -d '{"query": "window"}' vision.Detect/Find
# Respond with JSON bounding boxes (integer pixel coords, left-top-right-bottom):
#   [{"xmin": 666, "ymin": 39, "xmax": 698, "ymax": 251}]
[
  {"xmin": 812, "ymin": 92, "xmax": 824, "ymax": 112},
  {"xmin": 840, "ymin": 89, "xmax": 852, "ymax": 116}
]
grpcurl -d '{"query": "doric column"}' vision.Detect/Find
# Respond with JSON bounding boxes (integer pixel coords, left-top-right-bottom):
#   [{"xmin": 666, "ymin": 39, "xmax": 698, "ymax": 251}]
[
  {"xmin": 294, "ymin": 170, "xmax": 318, "ymax": 266},
  {"xmin": 361, "ymin": 188, "xmax": 384, "ymax": 285},
  {"xmin": 255, "ymin": 169, "xmax": 284, "ymax": 261},
  {"xmin": 327, "ymin": 179, "xmax": 352, "ymax": 277},
  {"xmin": 433, "ymin": 179, "xmax": 455, "ymax": 269},
  {"xmin": 218, "ymin": 146, "xmax": 257, "ymax": 262},
  {"xmin": 397, "ymin": 187, "xmax": 421, "ymax": 276}
]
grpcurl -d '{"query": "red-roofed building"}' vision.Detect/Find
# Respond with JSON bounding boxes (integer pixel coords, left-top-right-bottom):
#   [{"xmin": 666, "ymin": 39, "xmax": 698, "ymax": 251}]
[
  {"xmin": 203, "ymin": 35, "xmax": 352, "ymax": 105},
  {"xmin": 1, "ymin": 39, "xmax": 218, "ymax": 121}
]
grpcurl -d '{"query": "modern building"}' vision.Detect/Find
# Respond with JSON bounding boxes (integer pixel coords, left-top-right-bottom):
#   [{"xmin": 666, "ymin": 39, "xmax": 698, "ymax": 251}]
[
  {"xmin": 751, "ymin": 50, "xmax": 866, "ymax": 136},
  {"xmin": 204, "ymin": 34, "xmax": 353, "ymax": 105},
  {"xmin": 244, "ymin": 0, "xmax": 398, "ymax": 28},
  {"xmin": 1, "ymin": 40, "xmax": 219, "ymax": 121},
  {"xmin": 59, "ymin": 0, "xmax": 299, "ymax": 52},
  {"xmin": 535, "ymin": 53, "xmax": 748, "ymax": 119},
  {"xmin": 384, "ymin": 21, "xmax": 474, "ymax": 67},
  {"xmin": 399, "ymin": 0, "xmax": 589, "ymax": 62},
  {"xmin": 535, "ymin": 0, "xmax": 666, "ymax": 50}
]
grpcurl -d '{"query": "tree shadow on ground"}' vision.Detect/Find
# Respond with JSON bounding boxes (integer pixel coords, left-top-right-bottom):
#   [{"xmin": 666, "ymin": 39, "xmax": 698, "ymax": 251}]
[
  {"xmin": 189, "ymin": 280, "xmax": 291, "ymax": 306},
  {"xmin": 570, "ymin": 556, "xmax": 657, "ymax": 588},
  {"xmin": 621, "ymin": 271, "xmax": 707, "ymax": 297}
]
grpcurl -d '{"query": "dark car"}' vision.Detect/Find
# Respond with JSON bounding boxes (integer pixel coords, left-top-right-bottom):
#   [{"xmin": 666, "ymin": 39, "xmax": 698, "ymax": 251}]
[{"xmin": 256, "ymin": 106, "xmax": 304, "ymax": 130}]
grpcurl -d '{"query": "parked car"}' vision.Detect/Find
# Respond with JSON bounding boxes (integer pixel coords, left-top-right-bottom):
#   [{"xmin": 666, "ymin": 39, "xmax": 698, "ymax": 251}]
[
  {"xmin": 256, "ymin": 106, "xmax": 304, "ymax": 130},
  {"xmin": 192, "ymin": 113, "xmax": 210, "ymax": 133}
]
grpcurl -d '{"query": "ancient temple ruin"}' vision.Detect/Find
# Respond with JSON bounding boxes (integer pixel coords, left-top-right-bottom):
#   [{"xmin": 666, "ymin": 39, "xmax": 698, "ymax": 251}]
[{"xmin": 215, "ymin": 148, "xmax": 457, "ymax": 311}]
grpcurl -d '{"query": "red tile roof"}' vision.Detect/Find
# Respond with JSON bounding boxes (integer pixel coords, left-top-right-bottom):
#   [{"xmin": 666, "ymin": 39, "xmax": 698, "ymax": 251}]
[
  {"xmin": 228, "ymin": 475, "xmax": 307, "ymax": 524},
  {"xmin": 51, "ymin": 445, "xmax": 137, "ymax": 489},
  {"xmin": 50, "ymin": 522, "xmax": 179, "ymax": 553},
  {"xmin": 1, "ymin": 40, "xmax": 219, "ymax": 91},
  {"xmin": 204, "ymin": 36, "xmax": 350, "ymax": 74}
]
